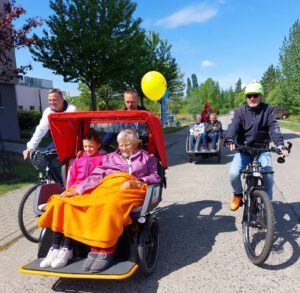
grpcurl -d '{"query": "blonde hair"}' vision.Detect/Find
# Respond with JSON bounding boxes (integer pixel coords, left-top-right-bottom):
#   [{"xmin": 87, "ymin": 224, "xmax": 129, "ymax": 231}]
[{"xmin": 117, "ymin": 129, "xmax": 142, "ymax": 145}]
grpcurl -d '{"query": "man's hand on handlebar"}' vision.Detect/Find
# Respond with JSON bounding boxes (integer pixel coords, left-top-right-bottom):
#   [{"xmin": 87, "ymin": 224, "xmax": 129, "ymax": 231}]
[
  {"xmin": 281, "ymin": 148, "xmax": 289, "ymax": 157},
  {"xmin": 23, "ymin": 149, "xmax": 32, "ymax": 160},
  {"xmin": 225, "ymin": 140, "xmax": 235, "ymax": 151}
]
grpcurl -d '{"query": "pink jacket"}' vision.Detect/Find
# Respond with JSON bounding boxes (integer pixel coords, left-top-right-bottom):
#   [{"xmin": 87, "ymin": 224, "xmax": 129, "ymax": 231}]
[
  {"xmin": 67, "ymin": 152, "xmax": 105, "ymax": 188},
  {"xmin": 73, "ymin": 149, "xmax": 161, "ymax": 195}
]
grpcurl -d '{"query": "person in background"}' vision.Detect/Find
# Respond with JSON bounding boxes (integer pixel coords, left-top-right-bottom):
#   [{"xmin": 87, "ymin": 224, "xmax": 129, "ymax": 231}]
[
  {"xmin": 123, "ymin": 88, "xmax": 147, "ymax": 111},
  {"xmin": 188, "ymin": 114, "xmax": 205, "ymax": 152},
  {"xmin": 225, "ymin": 82, "xmax": 289, "ymax": 211},
  {"xmin": 66, "ymin": 129, "xmax": 106, "ymax": 188},
  {"xmin": 201, "ymin": 102, "xmax": 214, "ymax": 122},
  {"xmin": 23, "ymin": 89, "xmax": 77, "ymax": 160},
  {"xmin": 102, "ymin": 88, "xmax": 148, "ymax": 147},
  {"xmin": 202, "ymin": 113, "xmax": 222, "ymax": 151}
]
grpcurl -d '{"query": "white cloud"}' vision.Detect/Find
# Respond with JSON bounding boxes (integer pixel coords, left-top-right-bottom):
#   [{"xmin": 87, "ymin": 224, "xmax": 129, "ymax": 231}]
[
  {"xmin": 201, "ymin": 60, "xmax": 215, "ymax": 68},
  {"xmin": 155, "ymin": 3, "xmax": 218, "ymax": 29}
]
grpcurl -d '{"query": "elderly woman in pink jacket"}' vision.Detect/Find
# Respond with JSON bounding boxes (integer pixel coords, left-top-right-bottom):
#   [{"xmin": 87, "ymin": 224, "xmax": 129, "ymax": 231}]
[{"xmin": 38, "ymin": 129, "xmax": 160, "ymax": 273}]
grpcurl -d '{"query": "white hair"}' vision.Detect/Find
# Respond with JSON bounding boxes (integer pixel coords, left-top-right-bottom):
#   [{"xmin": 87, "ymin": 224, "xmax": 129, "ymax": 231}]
[{"xmin": 117, "ymin": 129, "xmax": 142, "ymax": 145}]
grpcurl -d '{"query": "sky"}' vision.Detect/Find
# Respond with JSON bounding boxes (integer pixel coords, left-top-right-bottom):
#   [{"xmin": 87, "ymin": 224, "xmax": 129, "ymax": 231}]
[{"xmin": 14, "ymin": 0, "xmax": 300, "ymax": 96}]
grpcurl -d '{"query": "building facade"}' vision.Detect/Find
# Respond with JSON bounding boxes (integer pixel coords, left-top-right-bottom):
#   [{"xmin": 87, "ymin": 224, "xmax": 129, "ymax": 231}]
[{"xmin": 16, "ymin": 76, "xmax": 53, "ymax": 113}]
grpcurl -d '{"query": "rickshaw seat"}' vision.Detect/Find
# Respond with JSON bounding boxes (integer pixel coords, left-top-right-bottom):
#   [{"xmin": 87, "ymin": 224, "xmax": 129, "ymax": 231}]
[{"xmin": 34, "ymin": 183, "xmax": 64, "ymax": 216}]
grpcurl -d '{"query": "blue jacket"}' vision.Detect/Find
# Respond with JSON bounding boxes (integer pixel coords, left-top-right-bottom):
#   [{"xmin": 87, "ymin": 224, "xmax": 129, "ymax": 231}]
[{"xmin": 225, "ymin": 103, "xmax": 284, "ymax": 147}]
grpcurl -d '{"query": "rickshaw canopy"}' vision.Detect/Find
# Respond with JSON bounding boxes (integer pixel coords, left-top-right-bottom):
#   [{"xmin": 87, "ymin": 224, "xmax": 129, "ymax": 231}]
[{"xmin": 48, "ymin": 110, "xmax": 168, "ymax": 169}]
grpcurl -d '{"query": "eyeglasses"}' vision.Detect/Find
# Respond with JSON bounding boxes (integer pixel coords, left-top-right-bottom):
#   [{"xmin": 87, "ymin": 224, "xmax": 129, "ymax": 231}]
[{"xmin": 246, "ymin": 94, "xmax": 260, "ymax": 99}]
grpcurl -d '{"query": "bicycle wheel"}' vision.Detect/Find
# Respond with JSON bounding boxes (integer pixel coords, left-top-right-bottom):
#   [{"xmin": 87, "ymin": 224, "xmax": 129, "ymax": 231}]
[
  {"xmin": 242, "ymin": 189, "xmax": 275, "ymax": 265},
  {"xmin": 18, "ymin": 183, "xmax": 42, "ymax": 243}
]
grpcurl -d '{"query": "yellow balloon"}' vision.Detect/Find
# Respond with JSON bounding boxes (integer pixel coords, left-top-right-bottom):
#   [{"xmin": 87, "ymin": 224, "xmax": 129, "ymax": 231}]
[{"xmin": 141, "ymin": 71, "xmax": 167, "ymax": 101}]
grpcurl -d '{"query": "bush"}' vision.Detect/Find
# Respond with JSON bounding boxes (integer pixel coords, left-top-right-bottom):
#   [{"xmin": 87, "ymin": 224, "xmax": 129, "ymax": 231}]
[{"xmin": 17, "ymin": 109, "xmax": 42, "ymax": 130}]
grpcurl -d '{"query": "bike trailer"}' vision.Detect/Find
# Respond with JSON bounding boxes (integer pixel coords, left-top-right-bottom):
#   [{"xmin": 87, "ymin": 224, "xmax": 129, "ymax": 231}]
[{"xmin": 20, "ymin": 110, "xmax": 167, "ymax": 279}]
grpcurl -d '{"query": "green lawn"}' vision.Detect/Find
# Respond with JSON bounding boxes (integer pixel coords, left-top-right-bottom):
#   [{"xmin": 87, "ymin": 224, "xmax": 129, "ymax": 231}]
[
  {"xmin": 279, "ymin": 118, "xmax": 300, "ymax": 133},
  {"xmin": 0, "ymin": 159, "xmax": 38, "ymax": 196}
]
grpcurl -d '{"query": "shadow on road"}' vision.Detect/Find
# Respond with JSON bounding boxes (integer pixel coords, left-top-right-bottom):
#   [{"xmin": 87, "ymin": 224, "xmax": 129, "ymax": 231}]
[
  {"xmin": 261, "ymin": 201, "xmax": 300, "ymax": 270},
  {"xmin": 51, "ymin": 200, "xmax": 236, "ymax": 292},
  {"xmin": 282, "ymin": 132, "xmax": 300, "ymax": 140}
]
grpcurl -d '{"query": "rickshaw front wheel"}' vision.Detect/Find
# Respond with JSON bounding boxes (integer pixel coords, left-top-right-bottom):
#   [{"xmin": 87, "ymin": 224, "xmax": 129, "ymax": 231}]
[{"xmin": 138, "ymin": 215, "xmax": 160, "ymax": 275}]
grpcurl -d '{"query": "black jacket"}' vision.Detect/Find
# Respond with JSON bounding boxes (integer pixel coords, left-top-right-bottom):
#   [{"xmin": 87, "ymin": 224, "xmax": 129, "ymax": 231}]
[{"xmin": 225, "ymin": 103, "xmax": 284, "ymax": 147}]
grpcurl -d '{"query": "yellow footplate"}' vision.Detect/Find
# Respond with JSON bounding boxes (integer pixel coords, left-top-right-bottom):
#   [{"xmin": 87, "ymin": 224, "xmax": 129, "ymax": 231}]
[{"xmin": 20, "ymin": 258, "xmax": 139, "ymax": 280}]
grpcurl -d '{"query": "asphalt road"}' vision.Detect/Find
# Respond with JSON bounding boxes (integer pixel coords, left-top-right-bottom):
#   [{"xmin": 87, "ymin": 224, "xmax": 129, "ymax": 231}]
[{"xmin": 0, "ymin": 115, "xmax": 299, "ymax": 292}]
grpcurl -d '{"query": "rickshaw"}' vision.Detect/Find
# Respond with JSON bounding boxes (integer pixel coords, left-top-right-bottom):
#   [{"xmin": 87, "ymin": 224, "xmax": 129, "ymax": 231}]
[
  {"xmin": 185, "ymin": 130, "xmax": 222, "ymax": 163},
  {"xmin": 20, "ymin": 110, "xmax": 167, "ymax": 280}
]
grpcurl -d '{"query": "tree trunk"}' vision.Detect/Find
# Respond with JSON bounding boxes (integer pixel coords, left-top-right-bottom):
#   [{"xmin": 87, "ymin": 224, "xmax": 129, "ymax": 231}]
[{"xmin": 90, "ymin": 84, "xmax": 97, "ymax": 111}]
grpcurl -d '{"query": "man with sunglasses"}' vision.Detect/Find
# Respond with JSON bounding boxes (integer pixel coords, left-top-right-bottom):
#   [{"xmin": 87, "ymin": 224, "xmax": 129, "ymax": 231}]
[
  {"xmin": 225, "ymin": 82, "xmax": 289, "ymax": 211},
  {"xmin": 23, "ymin": 89, "xmax": 77, "ymax": 160}
]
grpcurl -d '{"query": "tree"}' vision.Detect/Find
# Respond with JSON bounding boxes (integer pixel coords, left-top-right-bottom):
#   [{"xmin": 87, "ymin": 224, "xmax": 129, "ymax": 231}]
[
  {"xmin": 29, "ymin": 0, "xmax": 146, "ymax": 110},
  {"xmin": 67, "ymin": 83, "xmax": 123, "ymax": 110},
  {"xmin": 261, "ymin": 64, "xmax": 281, "ymax": 101},
  {"xmin": 191, "ymin": 73, "xmax": 199, "ymax": 89},
  {"xmin": 279, "ymin": 19, "xmax": 300, "ymax": 113},
  {"xmin": 141, "ymin": 31, "xmax": 183, "ymax": 103},
  {"xmin": 234, "ymin": 78, "xmax": 242, "ymax": 93},
  {"xmin": 186, "ymin": 77, "xmax": 191, "ymax": 97},
  {"xmin": 0, "ymin": 0, "xmax": 42, "ymax": 81}
]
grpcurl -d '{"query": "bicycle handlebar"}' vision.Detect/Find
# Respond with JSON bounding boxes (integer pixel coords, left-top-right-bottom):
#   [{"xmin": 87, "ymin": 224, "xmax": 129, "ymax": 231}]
[
  {"xmin": 227, "ymin": 142, "xmax": 292, "ymax": 164},
  {"xmin": 29, "ymin": 149, "xmax": 58, "ymax": 170}
]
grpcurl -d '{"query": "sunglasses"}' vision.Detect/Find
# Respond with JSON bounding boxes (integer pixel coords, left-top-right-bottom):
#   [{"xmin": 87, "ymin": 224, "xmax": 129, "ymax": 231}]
[{"xmin": 246, "ymin": 94, "xmax": 260, "ymax": 99}]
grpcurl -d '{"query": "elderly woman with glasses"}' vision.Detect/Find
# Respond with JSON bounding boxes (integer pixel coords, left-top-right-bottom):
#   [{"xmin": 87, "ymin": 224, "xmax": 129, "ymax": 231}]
[
  {"xmin": 224, "ymin": 82, "xmax": 289, "ymax": 212},
  {"xmin": 37, "ymin": 129, "xmax": 160, "ymax": 273}
]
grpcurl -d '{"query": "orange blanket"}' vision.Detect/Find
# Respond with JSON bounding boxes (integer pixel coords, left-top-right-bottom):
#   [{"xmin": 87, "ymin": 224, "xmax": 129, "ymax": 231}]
[{"xmin": 37, "ymin": 172, "xmax": 146, "ymax": 248}]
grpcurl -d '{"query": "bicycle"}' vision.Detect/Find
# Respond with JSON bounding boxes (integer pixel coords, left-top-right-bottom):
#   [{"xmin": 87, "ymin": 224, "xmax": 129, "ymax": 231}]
[
  {"xmin": 18, "ymin": 149, "xmax": 64, "ymax": 243},
  {"xmin": 234, "ymin": 142, "xmax": 292, "ymax": 265}
]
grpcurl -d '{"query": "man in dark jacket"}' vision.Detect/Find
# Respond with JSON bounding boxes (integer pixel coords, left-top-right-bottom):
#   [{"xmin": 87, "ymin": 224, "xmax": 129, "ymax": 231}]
[
  {"xmin": 102, "ymin": 88, "xmax": 147, "ymax": 146},
  {"xmin": 225, "ymin": 82, "xmax": 289, "ymax": 211}
]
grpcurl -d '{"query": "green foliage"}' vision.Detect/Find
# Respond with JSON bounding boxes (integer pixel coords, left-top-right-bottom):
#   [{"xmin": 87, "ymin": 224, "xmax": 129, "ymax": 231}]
[
  {"xmin": 139, "ymin": 31, "xmax": 185, "ymax": 107},
  {"xmin": 29, "ymin": 0, "xmax": 147, "ymax": 110},
  {"xmin": 234, "ymin": 91, "xmax": 246, "ymax": 107},
  {"xmin": 67, "ymin": 83, "xmax": 124, "ymax": 110},
  {"xmin": 186, "ymin": 77, "xmax": 192, "ymax": 96},
  {"xmin": 261, "ymin": 64, "xmax": 281, "ymax": 97},
  {"xmin": 17, "ymin": 109, "xmax": 41, "ymax": 130},
  {"xmin": 279, "ymin": 19, "xmax": 300, "ymax": 114},
  {"xmin": 235, "ymin": 78, "xmax": 242, "ymax": 93},
  {"xmin": 191, "ymin": 73, "xmax": 199, "ymax": 89}
]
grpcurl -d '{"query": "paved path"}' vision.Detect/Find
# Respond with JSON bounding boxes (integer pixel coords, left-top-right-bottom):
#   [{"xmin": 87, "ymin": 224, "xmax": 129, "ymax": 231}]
[{"xmin": 0, "ymin": 116, "xmax": 299, "ymax": 292}]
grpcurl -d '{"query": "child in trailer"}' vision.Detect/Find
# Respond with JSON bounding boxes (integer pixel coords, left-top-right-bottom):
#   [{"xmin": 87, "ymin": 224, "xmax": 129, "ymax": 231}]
[
  {"xmin": 66, "ymin": 129, "xmax": 105, "ymax": 188},
  {"xmin": 39, "ymin": 129, "xmax": 105, "ymax": 269}
]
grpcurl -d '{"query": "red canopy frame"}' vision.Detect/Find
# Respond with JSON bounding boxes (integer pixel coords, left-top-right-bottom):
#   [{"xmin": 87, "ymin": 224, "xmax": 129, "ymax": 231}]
[{"xmin": 48, "ymin": 110, "xmax": 168, "ymax": 169}]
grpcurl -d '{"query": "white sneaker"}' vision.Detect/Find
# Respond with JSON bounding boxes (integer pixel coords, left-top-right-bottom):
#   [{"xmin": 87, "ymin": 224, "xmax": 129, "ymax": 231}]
[
  {"xmin": 51, "ymin": 247, "xmax": 73, "ymax": 268},
  {"xmin": 40, "ymin": 247, "xmax": 60, "ymax": 268}
]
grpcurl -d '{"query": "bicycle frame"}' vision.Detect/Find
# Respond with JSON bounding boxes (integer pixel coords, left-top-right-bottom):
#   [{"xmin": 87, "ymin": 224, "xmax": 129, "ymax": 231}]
[
  {"xmin": 31, "ymin": 150, "xmax": 63, "ymax": 185},
  {"xmin": 241, "ymin": 150, "xmax": 273, "ymax": 225}
]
